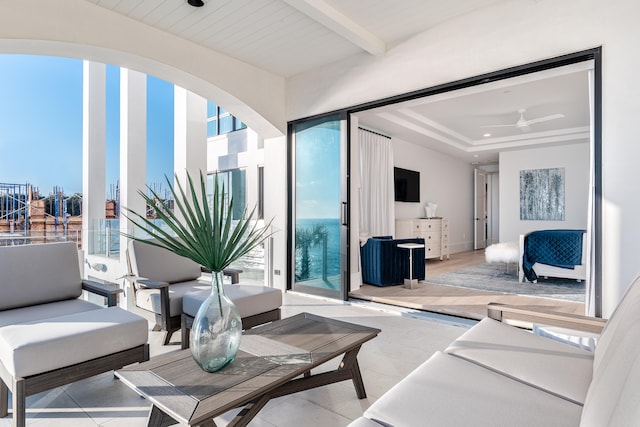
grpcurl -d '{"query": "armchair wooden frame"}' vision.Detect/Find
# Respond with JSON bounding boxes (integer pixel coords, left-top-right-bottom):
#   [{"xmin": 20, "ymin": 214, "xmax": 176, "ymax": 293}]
[
  {"xmin": 487, "ymin": 302, "xmax": 607, "ymax": 334},
  {"xmin": 0, "ymin": 281, "xmax": 150, "ymax": 427}
]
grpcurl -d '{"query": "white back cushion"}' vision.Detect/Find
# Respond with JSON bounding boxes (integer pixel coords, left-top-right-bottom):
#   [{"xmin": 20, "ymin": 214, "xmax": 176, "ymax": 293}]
[
  {"xmin": 580, "ymin": 275, "xmax": 640, "ymax": 426},
  {"xmin": 127, "ymin": 239, "xmax": 202, "ymax": 284},
  {"xmin": 0, "ymin": 242, "xmax": 82, "ymax": 310}
]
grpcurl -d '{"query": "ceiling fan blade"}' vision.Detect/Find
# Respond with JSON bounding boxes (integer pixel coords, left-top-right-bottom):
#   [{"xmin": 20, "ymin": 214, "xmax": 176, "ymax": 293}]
[
  {"xmin": 524, "ymin": 113, "xmax": 565, "ymax": 125},
  {"xmin": 480, "ymin": 124, "xmax": 517, "ymax": 128}
]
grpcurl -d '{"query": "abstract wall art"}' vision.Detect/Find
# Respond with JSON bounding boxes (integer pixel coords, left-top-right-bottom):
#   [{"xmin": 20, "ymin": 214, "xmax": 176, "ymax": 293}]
[{"xmin": 520, "ymin": 167, "xmax": 565, "ymax": 221}]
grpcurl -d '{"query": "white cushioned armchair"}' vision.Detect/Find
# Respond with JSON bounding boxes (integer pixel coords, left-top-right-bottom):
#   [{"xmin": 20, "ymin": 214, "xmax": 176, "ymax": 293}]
[
  {"xmin": 126, "ymin": 239, "xmax": 282, "ymax": 347},
  {"xmin": 0, "ymin": 242, "xmax": 149, "ymax": 427}
]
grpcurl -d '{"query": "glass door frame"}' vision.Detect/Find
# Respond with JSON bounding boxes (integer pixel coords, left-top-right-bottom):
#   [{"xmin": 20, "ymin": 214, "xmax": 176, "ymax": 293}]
[
  {"xmin": 286, "ymin": 48, "xmax": 601, "ymax": 313},
  {"xmin": 287, "ymin": 111, "xmax": 350, "ymax": 300}
]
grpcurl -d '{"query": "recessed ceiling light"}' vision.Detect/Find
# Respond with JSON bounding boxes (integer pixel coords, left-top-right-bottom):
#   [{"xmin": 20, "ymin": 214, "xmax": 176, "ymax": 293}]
[{"xmin": 483, "ymin": 133, "xmax": 491, "ymax": 137}]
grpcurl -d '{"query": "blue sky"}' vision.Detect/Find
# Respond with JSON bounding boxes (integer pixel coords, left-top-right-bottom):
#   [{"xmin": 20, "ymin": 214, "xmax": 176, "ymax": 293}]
[
  {"xmin": 295, "ymin": 120, "xmax": 341, "ymax": 219},
  {"xmin": 0, "ymin": 54, "xmax": 340, "ymax": 219},
  {"xmin": 0, "ymin": 54, "xmax": 174, "ymax": 196}
]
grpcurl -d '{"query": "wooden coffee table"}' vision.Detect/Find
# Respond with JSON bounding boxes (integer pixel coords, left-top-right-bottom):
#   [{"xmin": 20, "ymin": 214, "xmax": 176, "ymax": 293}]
[{"xmin": 116, "ymin": 312, "xmax": 380, "ymax": 427}]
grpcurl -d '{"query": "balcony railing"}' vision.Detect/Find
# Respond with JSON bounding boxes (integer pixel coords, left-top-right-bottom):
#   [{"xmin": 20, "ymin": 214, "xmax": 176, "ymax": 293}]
[
  {"xmin": 0, "ymin": 230, "xmax": 80, "ymax": 247},
  {"xmin": 87, "ymin": 219, "xmax": 270, "ymax": 285}
]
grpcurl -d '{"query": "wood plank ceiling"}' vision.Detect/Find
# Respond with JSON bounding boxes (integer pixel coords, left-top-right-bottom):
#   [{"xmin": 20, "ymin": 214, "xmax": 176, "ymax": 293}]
[{"xmin": 85, "ymin": 0, "xmax": 507, "ymax": 77}]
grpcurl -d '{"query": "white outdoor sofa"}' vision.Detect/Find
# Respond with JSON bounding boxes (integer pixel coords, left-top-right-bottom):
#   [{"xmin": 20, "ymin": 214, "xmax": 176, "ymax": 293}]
[
  {"xmin": 349, "ymin": 274, "xmax": 640, "ymax": 426},
  {"xmin": 0, "ymin": 242, "xmax": 149, "ymax": 427}
]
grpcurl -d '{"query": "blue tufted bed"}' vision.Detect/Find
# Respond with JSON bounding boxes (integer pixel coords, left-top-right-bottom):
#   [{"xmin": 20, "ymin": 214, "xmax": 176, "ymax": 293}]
[{"xmin": 518, "ymin": 229, "xmax": 587, "ymax": 283}]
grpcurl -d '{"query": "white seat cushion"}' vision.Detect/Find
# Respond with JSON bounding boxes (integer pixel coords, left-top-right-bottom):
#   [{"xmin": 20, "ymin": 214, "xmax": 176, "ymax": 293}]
[
  {"xmin": 183, "ymin": 284, "xmax": 282, "ymax": 319},
  {"xmin": 445, "ymin": 317, "xmax": 593, "ymax": 404},
  {"xmin": 533, "ymin": 323, "xmax": 599, "ymax": 352},
  {"xmin": 0, "ymin": 299, "xmax": 102, "ymax": 328},
  {"xmin": 135, "ymin": 279, "xmax": 210, "ymax": 317},
  {"xmin": 0, "ymin": 306, "xmax": 149, "ymax": 377},
  {"xmin": 363, "ymin": 352, "xmax": 582, "ymax": 427}
]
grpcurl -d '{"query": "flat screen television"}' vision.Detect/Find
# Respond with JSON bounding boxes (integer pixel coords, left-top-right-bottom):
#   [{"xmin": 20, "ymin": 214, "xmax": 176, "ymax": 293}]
[{"xmin": 394, "ymin": 167, "xmax": 420, "ymax": 202}]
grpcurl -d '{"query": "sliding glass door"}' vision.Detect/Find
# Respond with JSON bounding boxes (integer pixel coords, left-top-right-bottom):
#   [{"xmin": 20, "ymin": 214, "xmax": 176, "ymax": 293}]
[{"xmin": 289, "ymin": 114, "xmax": 348, "ymax": 299}]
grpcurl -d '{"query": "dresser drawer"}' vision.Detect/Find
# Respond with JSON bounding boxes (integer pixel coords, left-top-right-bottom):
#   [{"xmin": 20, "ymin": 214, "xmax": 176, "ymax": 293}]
[
  {"xmin": 420, "ymin": 231, "xmax": 441, "ymax": 244},
  {"xmin": 416, "ymin": 220, "xmax": 440, "ymax": 232},
  {"xmin": 396, "ymin": 218, "xmax": 449, "ymax": 260},
  {"xmin": 425, "ymin": 242, "xmax": 442, "ymax": 258}
]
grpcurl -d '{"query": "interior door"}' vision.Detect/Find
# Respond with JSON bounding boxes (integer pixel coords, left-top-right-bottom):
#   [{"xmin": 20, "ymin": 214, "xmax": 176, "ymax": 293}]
[{"xmin": 474, "ymin": 169, "xmax": 487, "ymax": 250}]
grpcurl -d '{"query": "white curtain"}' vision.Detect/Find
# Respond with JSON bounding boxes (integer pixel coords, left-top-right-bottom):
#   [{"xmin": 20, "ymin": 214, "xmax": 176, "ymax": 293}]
[
  {"xmin": 359, "ymin": 128, "xmax": 394, "ymax": 237},
  {"xmin": 585, "ymin": 68, "xmax": 596, "ymax": 317}
]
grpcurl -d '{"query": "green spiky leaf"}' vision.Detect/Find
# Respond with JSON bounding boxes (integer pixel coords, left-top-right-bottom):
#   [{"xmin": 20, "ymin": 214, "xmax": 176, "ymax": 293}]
[{"xmin": 122, "ymin": 171, "xmax": 273, "ymax": 275}]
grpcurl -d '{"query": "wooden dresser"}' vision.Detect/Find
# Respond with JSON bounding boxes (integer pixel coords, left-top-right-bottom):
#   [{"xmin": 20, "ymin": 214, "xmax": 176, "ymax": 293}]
[{"xmin": 395, "ymin": 218, "xmax": 450, "ymax": 260}]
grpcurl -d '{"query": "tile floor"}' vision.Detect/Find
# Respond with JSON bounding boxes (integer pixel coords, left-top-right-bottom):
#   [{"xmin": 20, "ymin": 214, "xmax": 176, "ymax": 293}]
[{"xmin": 1, "ymin": 292, "xmax": 474, "ymax": 426}]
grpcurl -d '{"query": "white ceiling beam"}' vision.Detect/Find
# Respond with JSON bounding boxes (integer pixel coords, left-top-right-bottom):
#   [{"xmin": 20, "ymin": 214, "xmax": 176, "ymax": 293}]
[
  {"xmin": 282, "ymin": 0, "xmax": 386, "ymax": 56},
  {"xmin": 377, "ymin": 112, "xmax": 469, "ymax": 151}
]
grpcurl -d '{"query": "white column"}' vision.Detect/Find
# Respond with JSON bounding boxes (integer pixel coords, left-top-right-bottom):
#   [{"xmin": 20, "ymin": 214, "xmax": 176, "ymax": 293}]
[
  {"xmin": 119, "ymin": 68, "xmax": 147, "ymax": 284},
  {"xmin": 82, "ymin": 61, "xmax": 106, "ymax": 256},
  {"xmin": 349, "ymin": 115, "xmax": 362, "ymax": 291},
  {"xmin": 174, "ymin": 86, "xmax": 207, "ymax": 208},
  {"xmin": 263, "ymin": 135, "xmax": 287, "ymax": 291}
]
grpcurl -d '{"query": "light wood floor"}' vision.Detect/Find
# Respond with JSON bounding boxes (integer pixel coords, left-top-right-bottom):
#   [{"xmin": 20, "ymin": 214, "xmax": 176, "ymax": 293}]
[{"xmin": 349, "ymin": 250, "xmax": 585, "ymax": 320}]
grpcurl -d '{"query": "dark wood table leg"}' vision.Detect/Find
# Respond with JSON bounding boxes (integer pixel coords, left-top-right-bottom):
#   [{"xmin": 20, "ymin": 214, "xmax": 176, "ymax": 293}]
[
  {"xmin": 147, "ymin": 405, "xmax": 185, "ymax": 427},
  {"xmin": 228, "ymin": 394, "xmax": 271, "ymax": 427},
  {"xmin": 339, "ymin": 347, "xmax": 367, "ymax": 399},
  {"xmin": 348, "ymin": 359, "xmax": 366, "ymax": 399},
  {"xmin": 265, "ymin": 345, "xmax": 368, "ymax": 400}
]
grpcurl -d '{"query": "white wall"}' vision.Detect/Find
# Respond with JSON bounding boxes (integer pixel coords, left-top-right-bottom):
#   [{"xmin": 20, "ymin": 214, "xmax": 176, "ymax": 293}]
[
  {"xmin": 207, "ymin": 129, "xmax": 288, "ymax": 291},
  {"xmin": 499, "ymin": 143, "xmax": 589, "ymax": 242},
  {"xmin": 287, "ymin": 0, "xmax": 640, "ymax": 316},
  {"xmin": 208, "ymin": 128, "xmax": 265, "ymax": 211},
  {"xmin": 488, "ymin": 172, "xmax": 500, "ymax": 245},
  {"xmin": 393, "ymin": 138, "xmax": 475, "ymax": 253},
  {"xmin": 263, "ymin": 136, "xmax": 287, "ymax": 291}
]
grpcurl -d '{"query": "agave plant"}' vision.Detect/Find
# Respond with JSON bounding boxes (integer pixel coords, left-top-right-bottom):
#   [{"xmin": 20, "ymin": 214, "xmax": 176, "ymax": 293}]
[{"xmin": 122, "ymin": 170, "xmax": 272, "ymax": 312}]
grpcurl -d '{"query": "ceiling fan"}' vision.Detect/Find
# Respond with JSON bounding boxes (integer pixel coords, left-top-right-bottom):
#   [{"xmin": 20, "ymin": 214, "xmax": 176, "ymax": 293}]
[{"xmin": 482, "ymin": 109, "xmax": 564, "ymax": 132}]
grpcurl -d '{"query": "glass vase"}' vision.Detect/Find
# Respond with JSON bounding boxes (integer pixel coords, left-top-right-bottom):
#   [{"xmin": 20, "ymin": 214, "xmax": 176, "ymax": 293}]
[{"xmin": 189, "ymin": 271, "xmax": 242, "ymax": 372}]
